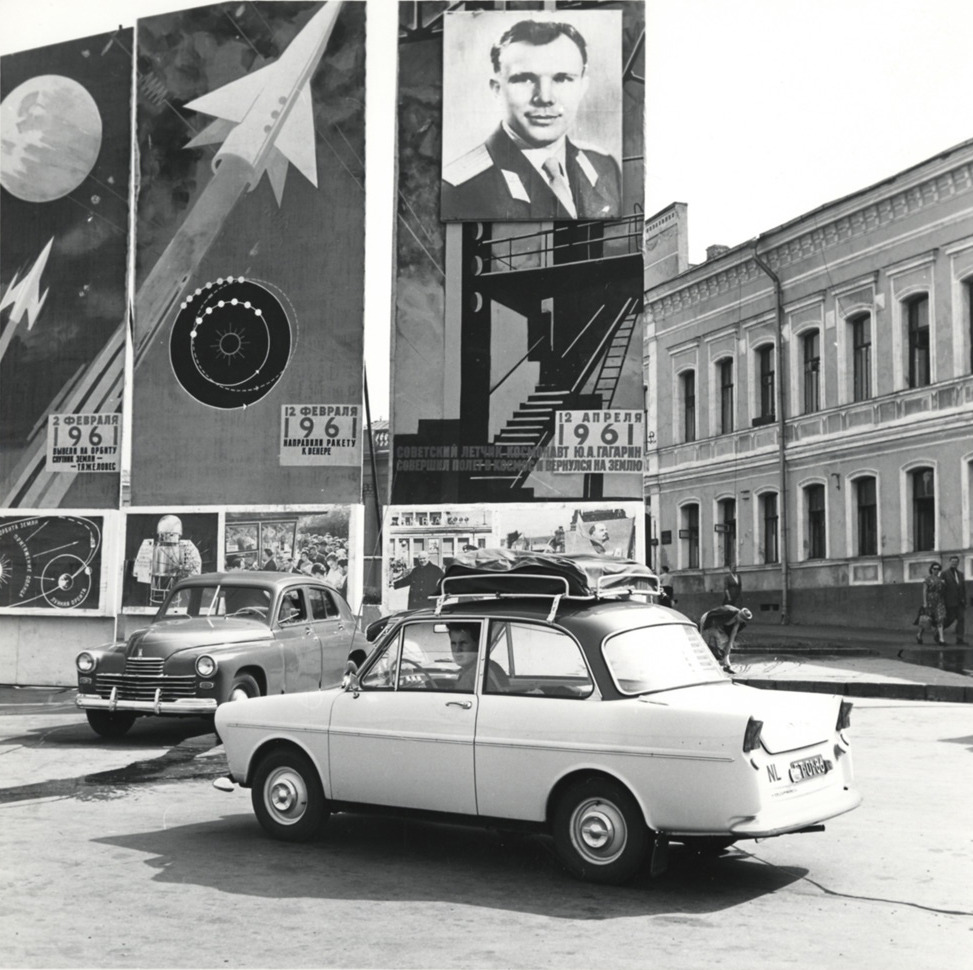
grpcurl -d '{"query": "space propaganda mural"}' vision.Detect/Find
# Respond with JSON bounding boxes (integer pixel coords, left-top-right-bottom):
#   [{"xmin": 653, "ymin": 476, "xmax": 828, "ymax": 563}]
[
  {"xmin": 130, "ymin": 0, "xmax": 366, "ymax": 505},
  {"xmin": 0, "ymin": 514, "xmax": 106, "ymax": 611},
  {"xmin": 0, "ymin": 29, "xmax": 132, "ymax": 510},
  {"xmin": 392, "ymin": 3, "xmax": 646, "ymax": 505}
]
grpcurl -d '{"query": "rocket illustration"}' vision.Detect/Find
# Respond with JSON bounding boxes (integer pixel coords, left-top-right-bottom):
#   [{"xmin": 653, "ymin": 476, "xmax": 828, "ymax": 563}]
[
  {"xmin": 133, "ymin": 0, "xmax": 344, "ymax": 366},
  {"xmin": 2, "ymin": 1, "xmax": 346, "ymax": 507},
  {"xmin": 183, "ymin": 0, "xmax": 342, "ymax": 204},
  {"xmin": 0, "ymin": 236, "xmax": 54, "ymax": 358}
]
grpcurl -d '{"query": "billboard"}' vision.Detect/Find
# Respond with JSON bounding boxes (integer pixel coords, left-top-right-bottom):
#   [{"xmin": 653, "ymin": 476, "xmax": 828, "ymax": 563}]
[
  {"xmin": 130, "ymin": 1, "xmax": 366, "ymax": 505},
  {"xmin": 394, "ymin": 3, "xmax": 646, "ymax": 505},
  {"xmin": 0, "ymin": 30, "xmax": 132, "ymax": 509}
]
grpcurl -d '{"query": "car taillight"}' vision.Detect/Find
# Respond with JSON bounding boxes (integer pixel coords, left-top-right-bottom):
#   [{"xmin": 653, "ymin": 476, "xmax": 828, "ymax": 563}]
[
  {"xmin": 837, "ymin": 700, "xmax": 853, "ymax": 732},
  {"xmin": 742, "ymin": 716, "xmax": 764, "ymax": 752}
]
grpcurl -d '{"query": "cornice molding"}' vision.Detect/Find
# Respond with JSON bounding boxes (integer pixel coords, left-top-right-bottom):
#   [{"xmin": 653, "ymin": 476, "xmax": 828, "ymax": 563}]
[{"xmin": 647, "ymin": 156, "xmax": 973, "ymax": 323}]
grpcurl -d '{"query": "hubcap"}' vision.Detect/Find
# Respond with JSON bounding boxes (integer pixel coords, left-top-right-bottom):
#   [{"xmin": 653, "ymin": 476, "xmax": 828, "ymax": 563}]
[
  {"xmin": 265, "ymin": 767, "xmax": 308, "ymax": 825},
  {"xmin": 571, "ymin": 798, "xmax": 627, "ymax": 865}
]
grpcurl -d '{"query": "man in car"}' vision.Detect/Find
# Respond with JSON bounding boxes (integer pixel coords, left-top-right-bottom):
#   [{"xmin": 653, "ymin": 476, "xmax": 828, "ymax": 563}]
[{"xmin": 448, "ymin": 623, "xmax": 507, "ymax": 692}]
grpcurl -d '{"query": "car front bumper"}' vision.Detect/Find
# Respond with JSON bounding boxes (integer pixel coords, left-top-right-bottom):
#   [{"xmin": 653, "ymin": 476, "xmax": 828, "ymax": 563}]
[{"xmin": 76, "ymin": 690, "xmax": 218, "ymax": 716}]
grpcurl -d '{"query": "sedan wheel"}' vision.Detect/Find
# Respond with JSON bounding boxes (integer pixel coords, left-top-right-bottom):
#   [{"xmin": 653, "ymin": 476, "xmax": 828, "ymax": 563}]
[
  {"xmin": 251, "ymin": 749, "xmax": 328, "ymax": 842},
  {"xmin": 553, "ymin": 778, "xmax": 648, "ymax": 884},
  {"xmin": 227, "ymin": 673, "xmax": 260, "ymax": 703}
]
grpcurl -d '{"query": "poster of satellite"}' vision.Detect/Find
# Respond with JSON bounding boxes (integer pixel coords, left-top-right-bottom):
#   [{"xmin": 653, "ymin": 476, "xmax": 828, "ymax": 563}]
[
  {"xmin": 129, "ymin": 1, "xmax": 366, "ymax": 506},
  {"xmin": 0, "ymin": 29, "xmax": 132, "ymax": 510}
]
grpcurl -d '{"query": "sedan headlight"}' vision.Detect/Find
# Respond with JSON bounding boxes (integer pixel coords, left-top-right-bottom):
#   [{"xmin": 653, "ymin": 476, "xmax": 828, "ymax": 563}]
[
  {"xmin": 195, "ymin": 655, "xmax": 218, "ymax": 677},
  {"xmin": 76, "ymin": 652, "xmax": 97, "ymax": 673}
]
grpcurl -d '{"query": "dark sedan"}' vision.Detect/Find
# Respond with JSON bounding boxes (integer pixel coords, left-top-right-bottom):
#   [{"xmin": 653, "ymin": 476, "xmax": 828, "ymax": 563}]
[{"xmin": 76, "ymin": 572, "xmax": 363, "ymax": 737}]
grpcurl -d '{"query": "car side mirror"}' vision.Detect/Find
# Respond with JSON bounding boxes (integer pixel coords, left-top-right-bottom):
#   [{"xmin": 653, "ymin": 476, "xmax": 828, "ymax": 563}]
[{"xmin": 342, "ymin": 659, "xmax": 359, "ymax": 691}]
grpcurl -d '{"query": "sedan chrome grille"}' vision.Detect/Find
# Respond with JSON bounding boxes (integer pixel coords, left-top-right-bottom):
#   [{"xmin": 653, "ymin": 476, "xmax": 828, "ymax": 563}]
[
  {"xmin": 124, "ymin": 657, "xmax": 164, "ymax": 676},
  {"xmin": 93, "ymin": 670, "xmax": 196, "ymax": 701}
]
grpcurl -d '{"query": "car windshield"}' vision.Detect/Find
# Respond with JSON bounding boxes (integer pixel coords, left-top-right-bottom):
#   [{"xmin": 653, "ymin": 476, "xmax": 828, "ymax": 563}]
[
  {"xmin": 159, "ymin": 585, "xmax": 272, "ymax": 620},
  {"xmin": 602, "ymin": 623, "xmax": 728, "ymax": 695}
]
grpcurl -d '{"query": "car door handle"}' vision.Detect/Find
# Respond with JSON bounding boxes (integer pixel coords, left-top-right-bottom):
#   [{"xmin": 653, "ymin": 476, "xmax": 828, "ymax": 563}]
[{"xmin": 446, "ymin": 700, "xmax": 472, "ymax": 709}]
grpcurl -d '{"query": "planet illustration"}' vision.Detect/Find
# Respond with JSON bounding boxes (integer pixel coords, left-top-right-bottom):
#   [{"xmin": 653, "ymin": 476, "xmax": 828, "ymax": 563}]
[{"xmin": 0, "ymin": 74, "xmax": 102, "ymax": 203}]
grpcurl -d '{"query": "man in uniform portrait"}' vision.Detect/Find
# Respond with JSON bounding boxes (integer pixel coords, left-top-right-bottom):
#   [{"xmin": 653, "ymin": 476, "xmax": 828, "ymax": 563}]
[{"xmin": 441, "ymin": 17, "xmax": 621, "ymax": 221}]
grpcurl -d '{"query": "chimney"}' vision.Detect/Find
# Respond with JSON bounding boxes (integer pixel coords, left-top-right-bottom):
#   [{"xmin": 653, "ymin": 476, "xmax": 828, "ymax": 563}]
[{"xmin": 706, "ymin": 244, "xmax": 730, "ymax": 260}]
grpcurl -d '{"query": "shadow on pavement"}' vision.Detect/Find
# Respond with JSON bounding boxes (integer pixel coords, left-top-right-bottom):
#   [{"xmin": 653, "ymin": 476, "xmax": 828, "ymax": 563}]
[{"xmin": 93, "ymin": 811, "xmax": 807, "ymax": 918}]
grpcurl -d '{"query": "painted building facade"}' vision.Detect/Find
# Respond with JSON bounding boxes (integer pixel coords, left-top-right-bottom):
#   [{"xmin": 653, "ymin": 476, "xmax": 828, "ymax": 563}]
[{"xmin": 644, "ymin": 139, "xmax": 973, "ymax": 627}]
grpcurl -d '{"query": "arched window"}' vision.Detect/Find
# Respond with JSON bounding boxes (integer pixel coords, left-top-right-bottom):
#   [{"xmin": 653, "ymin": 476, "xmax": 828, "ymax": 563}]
[
  {"xmin": 854, "ymin": 476, "xmax": 878, "ymax": 557},
  {"xmin": 848, "ymin": 313, "xmax": 872, "ymax": 401},
  {"xmin": 717, "ymin": 358, "xmax": 734, "ymax": 434},
  {"xmin": 804, "ymin": 483, "xmax": 826, "ymax": 559},
  {"xmin": 759, "ymin": 492, "xmax": 779, "ymax": 564},
  {"xmin": 680, "ymin": 370, "xmax": 696, "ymax": 442},
  {"xmin": 755, "ymin": 344, "xmax": 775, "ymax": 423}
]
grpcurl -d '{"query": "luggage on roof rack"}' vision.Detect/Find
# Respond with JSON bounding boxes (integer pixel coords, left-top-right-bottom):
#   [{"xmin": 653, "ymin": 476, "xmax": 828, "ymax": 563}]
[{"xmin": 438, "ymin": 548, "xmax": 659, "ymax": 600}]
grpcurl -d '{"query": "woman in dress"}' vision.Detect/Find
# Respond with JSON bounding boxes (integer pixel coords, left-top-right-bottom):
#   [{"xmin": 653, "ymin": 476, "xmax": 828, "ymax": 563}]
[{"xmin": 919, "ymin": 562, "xmax": 947, "ymax": 645}]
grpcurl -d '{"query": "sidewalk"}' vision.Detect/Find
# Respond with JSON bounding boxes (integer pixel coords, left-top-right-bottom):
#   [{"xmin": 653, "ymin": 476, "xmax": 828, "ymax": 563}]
[{"xmin": 731, "ymin": 621, "xmax": 973, "ymax": 703}]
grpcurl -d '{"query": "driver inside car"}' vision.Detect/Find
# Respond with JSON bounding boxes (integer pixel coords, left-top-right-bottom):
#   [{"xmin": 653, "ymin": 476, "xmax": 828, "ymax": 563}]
[{"xmin": 448, "ymin": 623, "xmax": 507, "ymax": 693}]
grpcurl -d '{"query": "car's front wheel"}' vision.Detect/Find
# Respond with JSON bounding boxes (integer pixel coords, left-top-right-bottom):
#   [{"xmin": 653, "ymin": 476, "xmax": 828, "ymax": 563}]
[
  {"xmin": 251, "ymin": 748, "xmax": 329, "ymax": 842},
  {"xmin": 553, "ymin": 777, "xmax": 649, "ymax": 884},
  {"xmin": 85, "ymin": 710, "xmax": 137, "ymax": 739},
  {"xmin": 226, "ymin": 673, "xmax": 260, "ymax": 703}
]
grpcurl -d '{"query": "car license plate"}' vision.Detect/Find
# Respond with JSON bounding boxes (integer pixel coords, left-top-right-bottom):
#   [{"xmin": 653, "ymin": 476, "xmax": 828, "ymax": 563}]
[{"xmin": 788, "ymin": 754, "xmax": 831, "ymax": 783}]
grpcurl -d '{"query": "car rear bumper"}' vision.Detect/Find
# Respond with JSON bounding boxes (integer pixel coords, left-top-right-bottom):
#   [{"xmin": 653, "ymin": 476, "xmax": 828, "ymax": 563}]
[
  {"xmin": 76, "ymin": 690, "xmax": 218, "ymax": 716},
  {"xmin": 728, "ymin": 785, "xmax": 862, "ymax": 838}
]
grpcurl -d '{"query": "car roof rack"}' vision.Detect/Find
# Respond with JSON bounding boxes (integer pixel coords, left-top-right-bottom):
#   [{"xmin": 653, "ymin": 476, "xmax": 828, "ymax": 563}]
[{"xmin": 433, "ymin": 551, "xmax": 659, "ymax": 622}]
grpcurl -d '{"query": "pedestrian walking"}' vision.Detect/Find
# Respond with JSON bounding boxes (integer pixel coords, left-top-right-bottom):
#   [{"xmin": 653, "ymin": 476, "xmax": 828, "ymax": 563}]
[
  {"xmin": 658, "ymin": 565, "xmax": 674, "ymax": 608},
  {"xmin": 915, "ymin": 562, "xmax": 946, "ymax": 645},
  {"xmin": 722, "ymin": 565, "xmax": 742, "ymax": 606},
  {"xmin": 942, "ymin": 554, "xmax": 967, "ymax": 644}
]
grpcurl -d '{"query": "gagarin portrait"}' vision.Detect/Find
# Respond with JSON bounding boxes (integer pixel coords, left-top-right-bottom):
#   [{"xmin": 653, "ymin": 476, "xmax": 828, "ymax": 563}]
[{"xmin": 441, "ymin": 10, "xmax": 623, "ymax": 222}]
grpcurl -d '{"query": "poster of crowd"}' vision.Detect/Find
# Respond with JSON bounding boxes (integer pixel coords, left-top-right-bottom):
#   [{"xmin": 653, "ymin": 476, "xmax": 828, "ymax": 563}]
[
  {"xmin": 121, "ymin": 511, "xmax": 218, "ymax": 613},
  {"xmin": 0, "ymin": 29, "xmax": 132, "ymax": 509},
  {"xmin": 224, "ymin": 508, "xmax": 354, "ymax": 602},
  {"xmin": 386, "ymin": 502, "xmax": 642, "ymax": 610},
  {"xmin": 393, "ymin": 2, "xmax": 645, "ymax": 506},
  {"xmin": 129, "ymin": 1, "xmax": 366, "ymax": 507},
  {"xmin": 0, "ymin": 513, "xmax": 109, "ymax": 612}
]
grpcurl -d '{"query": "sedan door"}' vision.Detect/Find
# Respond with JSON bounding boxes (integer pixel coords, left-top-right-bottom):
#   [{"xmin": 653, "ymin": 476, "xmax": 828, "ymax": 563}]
[
  {"xmin": 306, "ymin": 585, "xmax": 353, "ymax": 687},
  {"xmin": 274, "ymin": 588, "xmax": 323, "ymax": 692},
  {"xmin": 328, "ymin": 619, "xmax": 478, "ymax": 814}
]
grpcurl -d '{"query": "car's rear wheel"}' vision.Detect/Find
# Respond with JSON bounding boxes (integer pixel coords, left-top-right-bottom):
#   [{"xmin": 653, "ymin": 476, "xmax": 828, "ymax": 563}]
[
  {"xmin": 553, "ymin": 777, "xmax": 649, "ymax": 884},
  {"xmin": 85, "ymin": 710, "xmax": 137, "ymax": 738},
  {"xmin": 251, "ymin": 748, "xmax": 329, "ymax": 842},
  {"xmin": 227, "ymin": 673, "xmax": 260, "ymax": 703}
]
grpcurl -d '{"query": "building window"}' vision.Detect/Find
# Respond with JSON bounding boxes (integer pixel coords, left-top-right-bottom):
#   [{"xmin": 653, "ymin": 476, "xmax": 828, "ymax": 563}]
[
  {"xmin": 681, "ymin": 371, "xmax": 696, "ymax": 442},
  {"xmin": 912, "ymin": 467, "xmax": 935, "ymax": 551},
  {"xmin": 850, "ymin": 314, "xmax": 871, "ymax": 402},
  {"xmin": 805, "ymin": 483, "xmax": 826, "ymax": 559},
  {"xmin": 855, "ymin": 476, "xmax": 877, "ymax": 556},
  {"xmin": 718, "ymin": 498, "xmax": 736, "ymax": 567},
  {"xmin": 967, "ymin": 280, "xmax": 973, "ymax": 374},
  {"xmin": 756, "ymin": 344, "xmax": 775, "ymax": 423},
  {"xmin": 802, "ymin": 330, "xmax": 820, "ymax": 413},
  {"xmin": 681, "ymin": 504, "xmax": 700, "ymax": 569},
  {"xmin": 906, "ymin": 295, "xmax": 930, "ymax": 388},
  {"xmin": 760, "ymin": 492, "xmax": 779, "ymax": 564},
  {"xmin": 718, "ymin": 358, "xmax": 734, "ymax": 434}
]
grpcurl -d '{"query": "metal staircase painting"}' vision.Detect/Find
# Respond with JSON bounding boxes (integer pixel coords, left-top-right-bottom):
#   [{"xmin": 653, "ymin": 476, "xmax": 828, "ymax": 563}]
[{"xmin": 473, "ymin": 296, "xmax": 641, "ymax": 490}]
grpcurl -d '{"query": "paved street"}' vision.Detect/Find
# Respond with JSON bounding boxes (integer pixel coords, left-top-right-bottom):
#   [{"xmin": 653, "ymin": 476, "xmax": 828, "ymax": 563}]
[{"xmin": 0, "ymin": 680, "xmax": 970, "ymax": 969}]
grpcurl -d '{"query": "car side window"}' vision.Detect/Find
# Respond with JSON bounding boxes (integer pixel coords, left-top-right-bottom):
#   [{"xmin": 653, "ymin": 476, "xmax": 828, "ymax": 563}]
[
  {"xmin": 357, "ymin": 621, "xmax": 481, "ymax": 693},
  {"xmin": 486, "ymin": 621, "xmax": 593, "ymax": 698},
  {"xmin": 307, "ymin": 587, "xmax": 337, "ymax": 620},
  {"xmin": 277, "ymin": 589, "xmax": 307, "ymax": 625}
]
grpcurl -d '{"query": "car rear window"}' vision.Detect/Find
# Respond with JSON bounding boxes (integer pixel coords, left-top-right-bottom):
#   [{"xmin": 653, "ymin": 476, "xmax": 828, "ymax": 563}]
[{"xmin": 602, "ymin": 623, "xmax": 728, "ymax": 695}]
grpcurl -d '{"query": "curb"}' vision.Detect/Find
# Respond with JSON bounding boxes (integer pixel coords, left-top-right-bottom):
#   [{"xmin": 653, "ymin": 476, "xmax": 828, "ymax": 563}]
[{"xmin": 736, "ymin": 677, "xmax": 973, "ymax": 703}]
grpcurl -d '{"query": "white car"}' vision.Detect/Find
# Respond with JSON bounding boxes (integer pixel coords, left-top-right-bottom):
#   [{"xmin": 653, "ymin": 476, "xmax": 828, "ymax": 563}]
[{"xmin": 215, "ymin": 552, "xmax": 861, "ymax": 884}]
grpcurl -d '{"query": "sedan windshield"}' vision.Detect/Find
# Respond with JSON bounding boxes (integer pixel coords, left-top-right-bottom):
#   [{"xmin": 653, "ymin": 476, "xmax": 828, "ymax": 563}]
[
  {"xmin": 603, "ymin": 623, "xmax": 728, "ymax": 695},
  {"xmin": 159, "ymin": 585, "xmax": 272, "ymax": 620}
]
